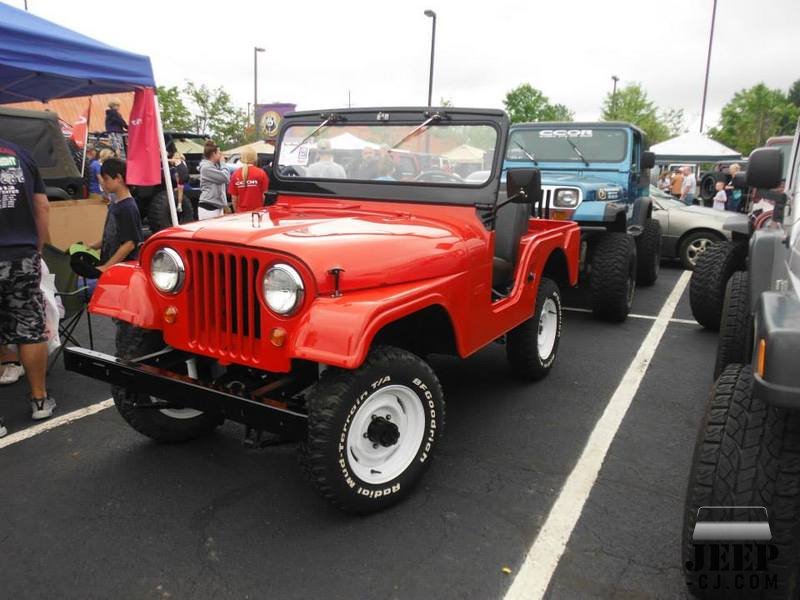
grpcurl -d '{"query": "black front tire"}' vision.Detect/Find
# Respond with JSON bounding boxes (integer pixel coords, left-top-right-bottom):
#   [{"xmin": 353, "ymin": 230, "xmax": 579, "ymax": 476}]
[
  {"xmin": 689, "ymin": 240, "xmax": 747, "ymax": 330},
  {"xmin": 302, "ymin": 345, "xmax": 444, "ymax": 513},
  {"xmin": 113, "ymin": 322, "xmax": 221, "ymax": 443},
  {"xmin": 635, "ymin": 218, "xmax": 661, "ymax": 286},
  {"xmin": 590, "ymin": 232, "xmax": 636, "ymax": 322},
  {"xmin": 682, "ymin": 364, "xmax": 800, "ymax": 599},
  {"xmin": 713, "ymin": 271, "xmax": 751, "ymax": 379},
  {"xmin": 506, "ymin": 277, "xmax": 562, "ymax": 381}
]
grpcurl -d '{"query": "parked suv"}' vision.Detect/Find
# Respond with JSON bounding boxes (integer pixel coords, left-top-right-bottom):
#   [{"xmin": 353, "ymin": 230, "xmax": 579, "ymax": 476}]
[
  {"xmin": 64, "ymin": 107, "xmax": 580, "ymax": 513},
  {"xmin": 0, "ymin": 106, "xmax": 86, "ymax": 200},
  {"xmin": 504, "ymin": 122, "xmax": 660, "ymax": 321},
  {"xmin": 682, "ymin": 120, "xmax": 800, "ymax": 598}
]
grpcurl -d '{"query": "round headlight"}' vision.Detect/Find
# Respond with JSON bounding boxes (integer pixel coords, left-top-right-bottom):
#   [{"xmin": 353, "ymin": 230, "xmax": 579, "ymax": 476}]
[
  {"xmin": 554, "ymin": 189, "xmax": 580, "ymax": 208},
  {"xmin": 263, "ymin": 263, "xmax": 304, "ymax": 315},
  {"xmin": 150, "ymin": 247, "xmax": 185, "ymax": 293}
]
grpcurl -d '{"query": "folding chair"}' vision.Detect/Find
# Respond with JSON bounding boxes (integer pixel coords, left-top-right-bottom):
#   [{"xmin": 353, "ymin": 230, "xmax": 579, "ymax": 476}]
[{"xmin": 41, "ymin": 244, "xmax": 94, "ymax": 370}]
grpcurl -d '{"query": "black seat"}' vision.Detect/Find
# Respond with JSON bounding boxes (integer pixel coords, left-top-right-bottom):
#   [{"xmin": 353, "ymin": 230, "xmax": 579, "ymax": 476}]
[{"xmin": 492, "ymin": 200, "xmax": 531, "ymax": 289}]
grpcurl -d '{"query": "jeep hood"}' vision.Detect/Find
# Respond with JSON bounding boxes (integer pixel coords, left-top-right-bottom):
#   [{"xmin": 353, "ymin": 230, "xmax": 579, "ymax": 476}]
[
  {"xmin": 540, "ymin": 171, "xmax": 622, "ymax": 189},
  {"xmin": 166, "ymin": 204, "xmax": 468, "ymax": 294}
]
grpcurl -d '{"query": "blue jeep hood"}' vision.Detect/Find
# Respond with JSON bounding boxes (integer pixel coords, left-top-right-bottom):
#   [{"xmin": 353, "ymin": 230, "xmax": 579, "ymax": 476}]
[{"xmin": 540, "ymin": 170, "xmax": 622, "ymax": 189}]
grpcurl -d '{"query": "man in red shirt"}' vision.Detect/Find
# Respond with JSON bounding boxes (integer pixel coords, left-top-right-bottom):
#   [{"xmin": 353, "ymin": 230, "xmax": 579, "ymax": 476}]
[{"xmin": 228, "ymin": 147, "xmax": 269, "ymax": 212}]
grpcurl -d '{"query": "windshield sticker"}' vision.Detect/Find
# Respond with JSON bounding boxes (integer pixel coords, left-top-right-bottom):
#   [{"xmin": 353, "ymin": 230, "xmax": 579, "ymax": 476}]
[
  {"xmin": 281, "ymin": 139, "xmax": 310, "ymax": 166},
  {"xmin": 538, "ymin": 129, "xmax": 593, "ymax": 138}
]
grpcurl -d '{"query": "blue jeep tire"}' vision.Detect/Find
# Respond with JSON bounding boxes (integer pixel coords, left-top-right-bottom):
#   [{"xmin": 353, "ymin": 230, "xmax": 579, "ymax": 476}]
[
  {"xmin": 590, "ymin": 232, "xmax": 636, "ymax": 322},
  {"xmin": 635, "ymin": 218, "xmax": 661, "ymax": 287}
]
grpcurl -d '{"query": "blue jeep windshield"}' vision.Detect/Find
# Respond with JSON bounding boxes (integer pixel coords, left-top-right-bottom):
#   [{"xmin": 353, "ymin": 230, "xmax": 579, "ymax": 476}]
[
  {"xmin": 276, "ymin": 123, "xmax": 498, "ymax": 185},
  {"xmin": 506, "ymin": 128, "xmax": 628, "ymax": 163}
]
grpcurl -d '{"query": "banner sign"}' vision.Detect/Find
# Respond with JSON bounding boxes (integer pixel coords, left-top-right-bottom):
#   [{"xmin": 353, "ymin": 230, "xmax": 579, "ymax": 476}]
[
  {"xmin": 126, "ymin": 87, "xmax": 161, "ymax": 185},
  {"xmin": 254, "ymin": 103, "xmax": 296, "ymax": 140}
]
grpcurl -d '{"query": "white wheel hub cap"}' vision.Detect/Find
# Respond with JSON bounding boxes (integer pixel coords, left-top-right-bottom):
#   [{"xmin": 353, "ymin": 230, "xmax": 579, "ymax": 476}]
[
  {"xmin": 345, "ymin": 384, "xmax": 426, "ymax": 485},
  {"xmin": 537, "ymin": 297, "xmax": 558, "ymax": 360},
  {"xmin": 151, "ymin": 396, "xmax": 203, "ymax": 420}
]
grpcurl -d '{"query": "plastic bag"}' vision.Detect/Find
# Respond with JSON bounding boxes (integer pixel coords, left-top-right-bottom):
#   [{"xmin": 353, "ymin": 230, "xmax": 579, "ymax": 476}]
[{"xmin": 40, "ymin": 258, "xmax": 63, "ymax": 355}]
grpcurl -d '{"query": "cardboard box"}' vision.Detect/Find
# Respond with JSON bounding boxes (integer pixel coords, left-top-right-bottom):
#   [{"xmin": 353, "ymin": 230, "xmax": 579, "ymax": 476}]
[{"xmin": 48, "ymin": 198, "xmax": 107, "ymax": 251}]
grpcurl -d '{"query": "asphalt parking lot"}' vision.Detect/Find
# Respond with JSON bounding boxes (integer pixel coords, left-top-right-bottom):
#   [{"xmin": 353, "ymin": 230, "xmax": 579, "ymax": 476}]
[{"xmin": 0, "ymin": 264, "xmax": 714, "ymax": 600}]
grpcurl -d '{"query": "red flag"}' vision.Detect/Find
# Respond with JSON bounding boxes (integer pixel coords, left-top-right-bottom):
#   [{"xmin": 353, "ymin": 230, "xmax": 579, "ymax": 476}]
[
  {"xmin": 70, "ymin": 97, "xmax": 91, "ymax": 149},
  {"xmin": 127, "ymin": 87, "xmax": 161, "ymax": 185}
]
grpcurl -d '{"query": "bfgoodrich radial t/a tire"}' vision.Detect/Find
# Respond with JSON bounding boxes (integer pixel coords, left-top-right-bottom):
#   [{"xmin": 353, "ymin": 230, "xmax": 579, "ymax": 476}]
[
  {"xmin": 302, "ymin": 345, "xmax": 444, "ymax": 513},
  {"xmin": 590, "ymin": 232, "xmax": 636, "ymax": 322},
  {"xmin": 682, "ymin": 364, "xmax": 800, "ymax": 599},
  {"xmin": 506, "ymin": 277, "xmax": 562, "ymax": 381},
  {"xmin": 113, "ymin": 322, "xmax": 221, "ymax": 443}
]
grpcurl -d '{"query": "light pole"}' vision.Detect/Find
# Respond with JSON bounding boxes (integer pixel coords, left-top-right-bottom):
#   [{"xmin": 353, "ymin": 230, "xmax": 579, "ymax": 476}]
[
  {"xmin": 254, "ymin": 46, "xmax": 265, "ymax": 133},
  {"xmin": 424, "ymin": 10, "xmax": 436, "ymax": 107},
  {"xmin": 611, "ymin": 75, "xmax": 620, "ymax": 119},
  {"xmin": 699, "ymin": 0, "xmax": 718, "ymax": 133}
]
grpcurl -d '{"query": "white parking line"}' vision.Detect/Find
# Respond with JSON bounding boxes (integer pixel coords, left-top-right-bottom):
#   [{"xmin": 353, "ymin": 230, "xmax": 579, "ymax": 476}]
[
  {"xmin": 504, "ymin": 270, "xmax": 691, "ymax": 600},
  {"xmin": 563, "ymin": 306, "xmax": 698, "ymax": 326},
  {"xmin": 0, "ymin": 398, "xmax": 114, "ymax": 450}
]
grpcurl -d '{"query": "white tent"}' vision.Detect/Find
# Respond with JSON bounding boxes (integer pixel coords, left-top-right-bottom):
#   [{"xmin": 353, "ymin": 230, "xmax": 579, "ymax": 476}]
[
  {"xmin": 443, "ymin": 144, "xmax": 486, "ymax": 163},
  {"xmin": 650, "ymin": 132, "xmax": 741, "ymax": 163},
  {"xmin": 225, "ymin": 140, "xmax": 275, "ymax": 155},
  {"xmin": 326, "ymin": 132, "xmax": 380, "ymax": 150}
]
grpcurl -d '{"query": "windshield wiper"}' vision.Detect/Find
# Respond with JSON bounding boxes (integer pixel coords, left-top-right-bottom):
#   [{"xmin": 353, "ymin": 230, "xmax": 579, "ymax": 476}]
[
  {"xmin": 565, "ymin": 137, "xmax": 590, "ymax": 166},
  {"xmin": 512, "ymin": 140, "xmax": 537, "ymax": 165},
  {"xmin": 389, "ymin": 113, "xmax": 443, "ymax": 150},
  {"xmin": 290, "ymin": 113, "xmax": 342, "ymax": 153}
]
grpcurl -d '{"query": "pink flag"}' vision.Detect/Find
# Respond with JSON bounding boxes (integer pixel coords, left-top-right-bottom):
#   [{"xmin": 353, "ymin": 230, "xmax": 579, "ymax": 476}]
[
  {"xmin": 70, "ymin": 97, "xmax": 91, "ymax": 149},
  {"xmin": 126, "ymin": 87, "xmax": 161, "ymax": 185}
]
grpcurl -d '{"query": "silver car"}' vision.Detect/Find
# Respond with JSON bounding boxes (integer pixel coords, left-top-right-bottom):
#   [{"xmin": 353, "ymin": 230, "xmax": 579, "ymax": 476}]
[{"xmin": 650, "ymin": 186, "xmax": 732, "ymax": 269}]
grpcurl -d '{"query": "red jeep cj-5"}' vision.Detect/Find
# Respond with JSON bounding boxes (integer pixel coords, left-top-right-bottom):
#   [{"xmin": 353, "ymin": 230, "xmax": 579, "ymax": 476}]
[{"xmin": 65, "ymin": 108, "xmax": 580, "ymax": 512}]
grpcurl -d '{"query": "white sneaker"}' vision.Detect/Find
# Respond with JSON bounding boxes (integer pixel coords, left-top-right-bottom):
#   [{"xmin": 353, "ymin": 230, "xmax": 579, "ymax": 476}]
[
  {"xmin": 0, "ymin": 363, "xmax": 24, "ymax": 385},
  {"xmin": 30, "ymin": 396, "xmax": 56, "ymax": 420}
]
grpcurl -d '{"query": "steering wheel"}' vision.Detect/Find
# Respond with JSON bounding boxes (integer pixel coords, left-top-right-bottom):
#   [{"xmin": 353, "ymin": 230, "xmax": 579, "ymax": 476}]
[
  {"xmin": 414, "ymin": 169, "xmax": 463, "ymax": 183},
  {"xmin": 279, "ymin": 165, "xmax": 305, "ymax": 177}
]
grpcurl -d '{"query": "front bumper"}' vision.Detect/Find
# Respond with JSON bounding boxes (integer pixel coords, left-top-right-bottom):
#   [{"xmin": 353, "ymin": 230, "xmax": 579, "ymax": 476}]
[{"xmin": 64, "ymin": 346, "xmax": 308, "ymax": 438}]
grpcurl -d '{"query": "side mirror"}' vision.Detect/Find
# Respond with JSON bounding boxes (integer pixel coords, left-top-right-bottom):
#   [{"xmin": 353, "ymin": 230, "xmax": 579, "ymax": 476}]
[
  {"xmin": 641, "ymin": 151, "xmax": 656, "ymax": 170},
  {"xmin": 506, "ymin": 168, "xmax": 541, "ymax": 204},
  {"xmin": 747, "ymin": 147, "xmax": 783, "ymax": 189},
  {"xmin": 732, "ymin": 171, "xmax": 749, "ymax": 190}
]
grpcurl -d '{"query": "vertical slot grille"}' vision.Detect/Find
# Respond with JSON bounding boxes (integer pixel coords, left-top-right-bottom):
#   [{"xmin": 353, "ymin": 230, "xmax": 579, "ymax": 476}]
[{"xmin": 186, "ymin": 248, "xmax": 261, "ymax": 360}]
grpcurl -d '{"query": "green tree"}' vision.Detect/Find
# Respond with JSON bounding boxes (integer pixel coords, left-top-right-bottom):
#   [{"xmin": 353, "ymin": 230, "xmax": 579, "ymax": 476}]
[
  {"xmin": 156, "ymin": 85, "xmax": 193, "ymax": 131},
  {"xmin": 183, "ymin": 81, "xmax": 248, "ymax": 147},
  {"xmin": 503, "ymin": 83, "xmax": 573, "ymax": 123},
  {"xmin": 601, "ymin": 83, "xmax": 669, "ymax": 143},
  {"xmin": 708, "ymin": 83, "xmax": 798, "ymax": 155},
  {"xmin": 788, "ymin": 79, "xmax": 800, "ymax": 108}
]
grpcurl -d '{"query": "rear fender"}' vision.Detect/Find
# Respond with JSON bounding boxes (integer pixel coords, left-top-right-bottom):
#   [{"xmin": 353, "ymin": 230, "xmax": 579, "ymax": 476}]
[
  {"xmin": 291, "ymin": 274, "xmax": 465, "ymax": 369},
  {"xmin": 629, "ymin": 196, "xmax": 652, "ymax": 227},
  {"xmin": 89, "ymin": 263, "xmax": 162, "ymax": 329}
]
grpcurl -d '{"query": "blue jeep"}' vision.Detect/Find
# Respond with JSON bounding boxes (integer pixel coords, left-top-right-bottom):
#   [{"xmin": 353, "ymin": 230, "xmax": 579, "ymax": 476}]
[{"xmin": 504, "ymin": 122, "xmax": 661, "ymax": 321}]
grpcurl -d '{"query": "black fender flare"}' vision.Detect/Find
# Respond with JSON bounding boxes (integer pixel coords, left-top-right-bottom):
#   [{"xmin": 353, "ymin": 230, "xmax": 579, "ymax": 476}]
[{"xmin": 629, "ymin": 196, "xmax": 653, "ymax": 229}]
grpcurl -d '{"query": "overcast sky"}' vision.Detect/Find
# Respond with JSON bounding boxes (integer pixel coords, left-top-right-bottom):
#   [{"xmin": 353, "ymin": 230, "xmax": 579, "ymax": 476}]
[{"xmin": 16, "ymin": 0, "xmax": 800, "ymax": 131}]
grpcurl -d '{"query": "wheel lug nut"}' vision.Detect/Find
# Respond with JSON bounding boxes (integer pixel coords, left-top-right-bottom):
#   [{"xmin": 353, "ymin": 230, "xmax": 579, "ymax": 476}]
[
  {"xmin": 372, "ymin": 443, "xmax": 378, "ymax": 449},
  {"xmin": 363, "ymin": 433, "xmax": 368, "ymax": 438},
  {"xmin": 385, "ymin": 414, "xmax": 391, "ymax": 420}
]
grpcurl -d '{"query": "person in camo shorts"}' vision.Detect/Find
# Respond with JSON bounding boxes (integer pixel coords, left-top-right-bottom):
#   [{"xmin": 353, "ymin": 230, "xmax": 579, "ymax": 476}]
[{"xmin": 0, "ymin": 138, "xmax": 56, "ymax": 438}]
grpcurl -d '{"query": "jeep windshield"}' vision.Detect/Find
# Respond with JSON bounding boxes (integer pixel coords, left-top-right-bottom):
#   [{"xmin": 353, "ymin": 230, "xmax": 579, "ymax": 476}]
[
  {"xmin": 276, "ymin": 120, "xmax": 497, "ymax": 186},
  {"xmin": 506, "ymin": 127, "xmax": 628, "ymax": 164}
]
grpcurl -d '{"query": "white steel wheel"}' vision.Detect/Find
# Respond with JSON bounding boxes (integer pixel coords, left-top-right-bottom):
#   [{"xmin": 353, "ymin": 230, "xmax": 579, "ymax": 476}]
[
  {"xmin": 537, "ymin": 297, "xmax": 559, "ymax": 361},
  {"xmin": 159, "ymin": 404, "xmax": 204, "ymax": 420},
  {"xmin": 345, "ymin": 384, "xmax": 426, "ymax": 485}
]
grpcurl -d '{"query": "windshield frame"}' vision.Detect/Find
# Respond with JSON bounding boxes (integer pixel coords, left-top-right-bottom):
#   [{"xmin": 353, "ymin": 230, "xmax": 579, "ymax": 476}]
[
  {"xmin": 271, "ymin": 108, "xmax": 508, "ymax": 207},
  {"xmin": 506, "ymin": 124, "xmax": 631, "ymax": 165}
]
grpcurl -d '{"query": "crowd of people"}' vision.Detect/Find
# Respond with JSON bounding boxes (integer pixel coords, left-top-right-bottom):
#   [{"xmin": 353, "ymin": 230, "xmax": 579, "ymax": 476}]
[
  {"xmin": 657, "ymin": 164, "xmax": 744, "ymax": 212},
  {"xmin": 0, "ymin": 123, "xmax": 274, "ymax": 437}
]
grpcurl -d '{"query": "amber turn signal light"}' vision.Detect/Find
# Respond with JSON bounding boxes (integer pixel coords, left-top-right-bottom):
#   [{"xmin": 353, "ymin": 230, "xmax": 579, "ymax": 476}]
[
  {"xmin": 270, "ymin": 327, "xmax": 287, "ymax": 347},
  {"xmin": 757, "ymin": 339, "xmax": 767, "ymax": 377},
  {"xmin": 163, "ymin": 305, "xmax": 178, "ymax": 324}
]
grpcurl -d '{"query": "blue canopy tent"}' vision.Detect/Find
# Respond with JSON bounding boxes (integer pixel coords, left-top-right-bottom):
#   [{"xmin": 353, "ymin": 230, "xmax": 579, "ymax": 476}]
[{"xmin": 0, "ymin": 2, "xmax": 179, "ymax": 225}]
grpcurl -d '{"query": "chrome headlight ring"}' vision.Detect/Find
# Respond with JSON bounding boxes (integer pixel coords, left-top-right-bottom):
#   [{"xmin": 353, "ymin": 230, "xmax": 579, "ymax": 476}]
[
  {"xmin": 263, "ymin": 263, "xmax": 305, "ymax": 316},
  {"xmin": 150, "ymin": 247, "xmax": 185, "ymax": 294}
]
